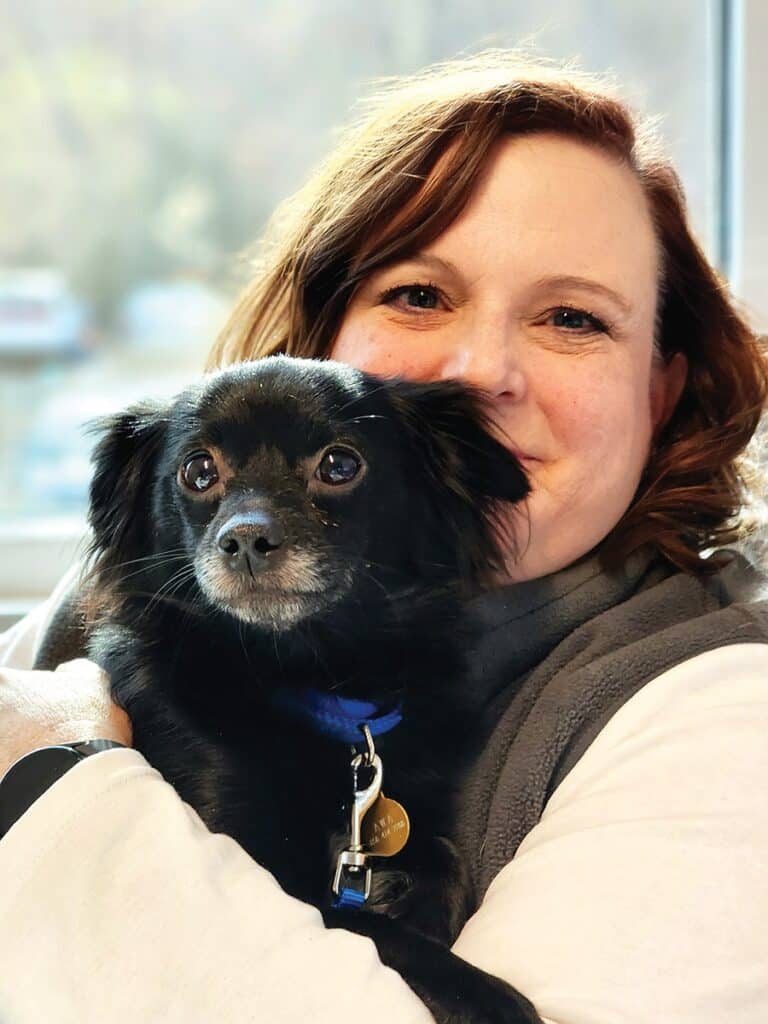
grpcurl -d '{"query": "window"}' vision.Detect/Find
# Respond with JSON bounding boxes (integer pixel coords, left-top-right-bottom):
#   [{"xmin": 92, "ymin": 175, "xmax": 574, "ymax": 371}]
[{"xmin": 3, "ymin": 0, "xmax": 756, "ymax": 621}]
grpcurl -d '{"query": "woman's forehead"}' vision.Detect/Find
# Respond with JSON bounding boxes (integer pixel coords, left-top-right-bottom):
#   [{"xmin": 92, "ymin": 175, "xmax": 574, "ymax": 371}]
[{"xmin": 381, "ymin": 132, "xmax": 659, "ymax": 309}]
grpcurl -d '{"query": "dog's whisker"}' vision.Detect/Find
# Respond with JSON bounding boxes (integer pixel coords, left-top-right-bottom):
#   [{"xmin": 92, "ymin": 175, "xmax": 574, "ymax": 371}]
[
  {"xmin": 307, "ymin": 633, "xmax": 334, "ymax": 678},
  {"xmin": 159, "ymin": 568, "xmax": 198, "ymax": 602},
  {"xmin": 139, "ymin": 567, "xmax": 198, "ymax": 622},
  {"xmin": 111, "ymin": 548, "xmax": 189, "ymax": 567},
  {"xmin": 144, "ymin": 584, "xmax": 196, "ymax": 623},
  {"xmin": 355, "ymin": 568, "xmax": 395, "ymax": 602},
  {"xmin": 90, "ymin": 548, "xmax": 189, "ymax": 573},
  {"xmin": 237, "ymin": 618, "xmax": 253, "ymax": 669},
  {"xmin": 110, "ymin": 555, "xmax": 191, "ymax": 584},
  {"xmin": 115, "ymin": 588, "xmax": 203, "ymax": 618},
  {"xmin": 165, "ymin": 588, "xmax": 206, "ymax": 639},
  {"xmin": 184, "ymin": 594, "xmax": 210, "ymax": 636},
  {"xmin": 80, "ymin": 550, "xmax": 190, "ymax": 594},
  {"xmin": 148, "ymin": 565, "xmax": 195, "ymax": 599},
  {"xmin": 271, "ymin": 626, "xmax": 283, "ymax": 672}
]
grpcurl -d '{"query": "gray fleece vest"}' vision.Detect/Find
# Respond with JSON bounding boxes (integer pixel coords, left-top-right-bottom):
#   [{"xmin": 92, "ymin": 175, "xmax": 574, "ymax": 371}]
[{"xmin": 455, "ymin": 547, "xmax": 768, "ymax": 907}]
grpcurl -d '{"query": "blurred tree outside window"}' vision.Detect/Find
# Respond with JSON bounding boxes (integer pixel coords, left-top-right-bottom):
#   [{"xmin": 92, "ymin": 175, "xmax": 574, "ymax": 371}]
[{"xmin": 1, "ymin": 0, "xmax": 719, "ymax": 534}]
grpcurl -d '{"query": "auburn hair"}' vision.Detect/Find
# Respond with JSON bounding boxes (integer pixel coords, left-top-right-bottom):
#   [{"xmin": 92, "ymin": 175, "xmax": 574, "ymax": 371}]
[{"xmin": 207, "ymin": 51, "xmax": 768, "ymax": 575}]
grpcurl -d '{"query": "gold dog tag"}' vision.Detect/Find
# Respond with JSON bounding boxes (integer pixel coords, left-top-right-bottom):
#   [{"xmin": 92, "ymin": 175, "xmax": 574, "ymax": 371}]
[{"xmin": 361, "ymin": 794, "xmax": 410, "ymax": 856}]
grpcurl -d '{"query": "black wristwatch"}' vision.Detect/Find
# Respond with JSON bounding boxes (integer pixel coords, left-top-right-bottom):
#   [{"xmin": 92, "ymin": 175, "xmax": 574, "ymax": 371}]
[{"xmin": 0, "ymin": 740, "xmax": 126, "ymax": 840}]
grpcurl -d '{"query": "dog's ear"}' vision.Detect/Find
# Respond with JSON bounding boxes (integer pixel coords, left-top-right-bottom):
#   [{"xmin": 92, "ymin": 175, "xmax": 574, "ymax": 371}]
[
  {"xmin": 85, "ymin": 400, "xmax": 168, "ymax": 589},
  {"xmin": 387, "ymin": 380, "xmax": 530, "ymax": 584}
]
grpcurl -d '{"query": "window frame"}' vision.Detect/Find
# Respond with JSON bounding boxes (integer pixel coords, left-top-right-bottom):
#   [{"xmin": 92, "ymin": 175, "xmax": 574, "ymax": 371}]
[{"xmin": 720, "ymin": 0, "xmax": 768, "ymax": 332}]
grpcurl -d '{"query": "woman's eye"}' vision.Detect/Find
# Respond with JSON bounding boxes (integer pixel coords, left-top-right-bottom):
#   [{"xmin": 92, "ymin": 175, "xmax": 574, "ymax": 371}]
[
  {"xmin": 549, "ymin": 307, "xmax": 609, "ymax": 334},
  {"xmin": 180, "ymin": 451, "xmax": 219, "ymax": 492},
  {"xmin": 379, "ymin": 282, "xmax": 443, "ymax": 312},
  {"xmin": 316, "ymin": 447, "xmax": 363, "ymax": 486}
]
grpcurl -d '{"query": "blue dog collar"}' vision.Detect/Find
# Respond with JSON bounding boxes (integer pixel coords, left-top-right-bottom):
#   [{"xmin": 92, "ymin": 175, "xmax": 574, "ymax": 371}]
[{"xmin": 269, "ymin": 687, "xmax": 403, "ymax": 745}]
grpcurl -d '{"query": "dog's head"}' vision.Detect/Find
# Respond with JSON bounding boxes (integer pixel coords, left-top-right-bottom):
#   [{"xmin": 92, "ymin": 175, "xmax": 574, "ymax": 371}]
[{"xmin": 85, "ymin": 356, "xmax": 529, "ymax": 631}]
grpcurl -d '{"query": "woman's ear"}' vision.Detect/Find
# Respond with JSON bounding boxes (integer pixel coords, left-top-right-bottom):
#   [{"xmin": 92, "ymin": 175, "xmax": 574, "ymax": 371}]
[
  {"xmin": 651, "ymin": 350, "xmax": 688, "ymax": 435},
  {"xmin": 86, "ymin": 400, "xmax": 168, "ymax": 583}
]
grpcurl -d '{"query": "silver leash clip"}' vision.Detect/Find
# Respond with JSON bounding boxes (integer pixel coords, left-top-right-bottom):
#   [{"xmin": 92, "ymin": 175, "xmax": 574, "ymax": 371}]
[{"xmin": 332, "ymin": 725, "xmax": 383, "ymax": 902}]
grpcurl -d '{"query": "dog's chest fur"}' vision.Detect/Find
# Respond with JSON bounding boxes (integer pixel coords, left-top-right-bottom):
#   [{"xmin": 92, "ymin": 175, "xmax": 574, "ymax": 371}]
[{"xmin": 94, "ymin": 591, "xmax": 476, "ymax": 928}]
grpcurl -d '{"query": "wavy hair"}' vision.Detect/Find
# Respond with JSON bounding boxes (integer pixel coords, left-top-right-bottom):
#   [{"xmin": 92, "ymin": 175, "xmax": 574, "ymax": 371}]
[{"xmin": 207, "ymin": 51, "xmax": 768, "ymax": 574}]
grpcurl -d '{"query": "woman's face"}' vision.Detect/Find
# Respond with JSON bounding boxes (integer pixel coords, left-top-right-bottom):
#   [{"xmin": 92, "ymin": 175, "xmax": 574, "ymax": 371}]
[{"xmin": 330, "ymin": 133, "xmax": 687, "ymax": 581}]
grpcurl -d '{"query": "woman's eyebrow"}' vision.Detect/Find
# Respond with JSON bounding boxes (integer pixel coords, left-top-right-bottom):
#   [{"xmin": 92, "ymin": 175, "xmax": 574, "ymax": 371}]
[
  {"xmin": 379, "ymin": 252, "xmax": 463, "ymax": 279},
  {"xmin": 533, "ymin": 274, "xmax": 634, "ymax": 315}
]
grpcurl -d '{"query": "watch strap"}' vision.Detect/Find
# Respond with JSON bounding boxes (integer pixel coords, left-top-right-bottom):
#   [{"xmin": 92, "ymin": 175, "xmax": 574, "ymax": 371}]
[{"xmin": 0, "ymin": 740, "xmax": 126, "ymax": 840}]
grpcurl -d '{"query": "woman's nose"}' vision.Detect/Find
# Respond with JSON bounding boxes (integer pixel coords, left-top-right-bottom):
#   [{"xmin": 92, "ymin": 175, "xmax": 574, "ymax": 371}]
[{"xmin": 437, "ymin": 321, "xmax": 526, "ymax": 400}]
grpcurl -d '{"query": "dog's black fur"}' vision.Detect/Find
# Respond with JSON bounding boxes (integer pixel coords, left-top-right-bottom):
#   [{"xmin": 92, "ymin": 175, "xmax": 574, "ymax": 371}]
[{"xmin": 36, "ymin": 356, "xmax": 541, "ymax": 1023}]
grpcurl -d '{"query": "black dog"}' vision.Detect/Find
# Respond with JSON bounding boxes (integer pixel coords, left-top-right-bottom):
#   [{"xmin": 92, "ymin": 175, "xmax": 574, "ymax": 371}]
[{"xmin": 37, "ymin": 356, "xmax": 541, "ymax": 1023}]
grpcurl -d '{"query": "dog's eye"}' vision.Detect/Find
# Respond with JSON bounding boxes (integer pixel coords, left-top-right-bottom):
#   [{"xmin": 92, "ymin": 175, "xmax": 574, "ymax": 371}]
[
  {"xmin": 180, "ymin": 451, "xmax": 219, "ymax": 493},
  {"xmin": 316, "ymin": 447, "xmax": 362, "ymax": 486}
]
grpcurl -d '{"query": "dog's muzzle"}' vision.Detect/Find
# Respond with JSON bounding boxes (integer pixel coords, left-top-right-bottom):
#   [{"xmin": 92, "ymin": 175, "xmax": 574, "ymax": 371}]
[{"xmin": 216, "ymin": 511, "xmax": 286, "ymax": 576}]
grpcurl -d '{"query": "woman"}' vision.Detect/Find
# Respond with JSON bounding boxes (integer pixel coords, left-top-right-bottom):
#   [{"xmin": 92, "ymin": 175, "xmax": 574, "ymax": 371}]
[{"xmin": 1, "ymin": 53, "xmax": 767, "ymax": 1023}]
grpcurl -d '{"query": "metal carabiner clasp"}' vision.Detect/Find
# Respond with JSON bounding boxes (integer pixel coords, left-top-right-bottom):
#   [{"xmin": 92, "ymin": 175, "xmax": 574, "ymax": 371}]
[
  {"xmin": 349, "ymin": 750, "xmax": 383, "ymax": 851},
  {"xmin": 331, "ymin": 738, "xmax": 383, "ymax": 901}
]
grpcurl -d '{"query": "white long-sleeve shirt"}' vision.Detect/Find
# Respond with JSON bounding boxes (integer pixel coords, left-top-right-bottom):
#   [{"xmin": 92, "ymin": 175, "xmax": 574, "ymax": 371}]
[{"xmin": 1, "ymin": 582, "xmax": 767, "ymax": 1023}]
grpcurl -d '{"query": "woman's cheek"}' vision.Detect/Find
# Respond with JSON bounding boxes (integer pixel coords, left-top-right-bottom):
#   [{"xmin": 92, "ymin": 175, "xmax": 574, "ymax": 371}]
[
  {"xmin": 331, "ymin": 321, "xmax": 380, "ymax": 371},
  {"xmin": 550, "ymin": 359, "xmax": 642, "ymax": 447},
  {"xmin": 540, "ymin": 377, "xmax": 614, "ymax": 452},
  {"xmin": 332, "ymin": 321, "xmax": 403, "ymax": 376},
  {"xmin": 332, "ymin": 323, "xmax": 444, "ymax": 381}
]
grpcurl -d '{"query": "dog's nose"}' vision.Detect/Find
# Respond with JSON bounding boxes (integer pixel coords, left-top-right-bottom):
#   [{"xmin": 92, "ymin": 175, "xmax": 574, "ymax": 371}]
[{"xmin": 216, "ymin": 512, "xmax": 286, "ymax": 573}]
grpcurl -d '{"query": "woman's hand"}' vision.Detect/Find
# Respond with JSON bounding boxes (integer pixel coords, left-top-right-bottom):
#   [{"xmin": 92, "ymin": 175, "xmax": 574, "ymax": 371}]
[{"xmin": 0, "ymin": 660, "xmax": 133, "ymax": 777}]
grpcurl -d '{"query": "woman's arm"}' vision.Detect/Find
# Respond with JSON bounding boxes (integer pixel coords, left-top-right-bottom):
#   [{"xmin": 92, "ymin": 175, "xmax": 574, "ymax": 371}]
[
  {"xmin": 0, "ymin": 747, "xmax": 434, "ymax": 1023},
  {"xmin": 1, "ymin": 642, "xmax": 764, "ymax": 1022},
  {"xmin": 453, "ymin": 642, "xmax": 768, "ymax": 1024}
]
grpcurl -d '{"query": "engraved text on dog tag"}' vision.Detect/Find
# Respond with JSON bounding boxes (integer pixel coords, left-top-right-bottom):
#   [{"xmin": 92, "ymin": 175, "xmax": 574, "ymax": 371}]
[{"xmin": 361, "ymin": 794, "xmax": 410, "ymax": 856}]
